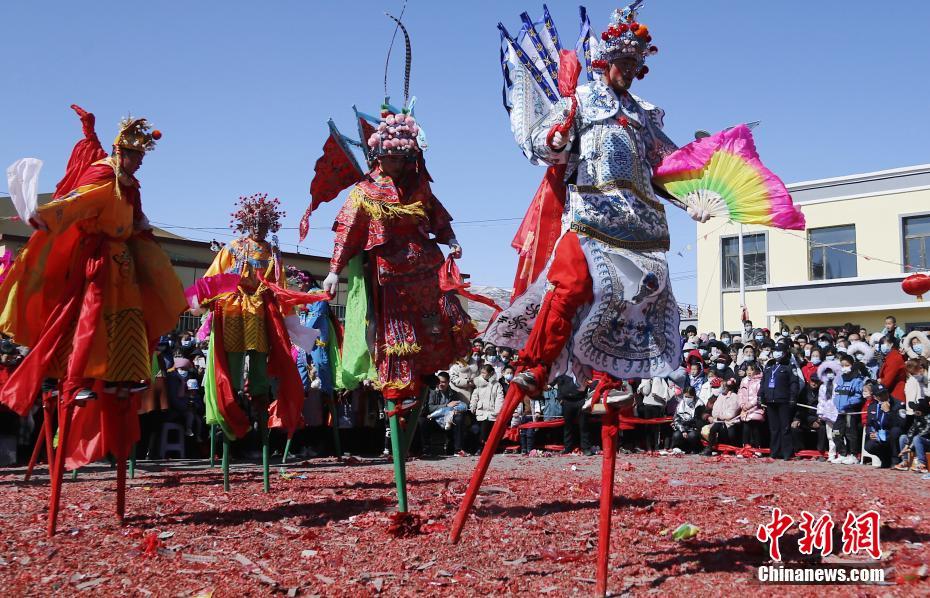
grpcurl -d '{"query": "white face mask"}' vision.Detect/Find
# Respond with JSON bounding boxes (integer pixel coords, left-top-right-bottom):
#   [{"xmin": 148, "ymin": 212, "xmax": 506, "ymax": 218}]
[
  {"xmin": 773, "ymin": 350, "xmax": 784, "ymax": 359},
  {"xmin": 712, "ymin": 388, "xmax": 722, "ymax": 396},
  {"xmin": 826, "ymin": 355, "xmax": 836, "ymax": 361},
  {"xmin": 837, "ymin": 344, "xmax": 847, "ymax": 351},
  {"xmin": 716, "ymin": 363, "xmax": 725, "ymax": 371},
  {"xmin": 710, "ymin": 348, "xmax": 721, "ymax": 359},
  {"xmin": 755, "ymin": 336, "xmax": 764, "ymax": 343},
  {"xmin": 818, "ymin": 341, "xmax": 829, "ymax": 349},
  {"xmin": 760, "ymin": 351, "xmax": 771, "ymax": 360},
  {"xmin": 841, "ymin": 366, "xmax": 852, "ymax": 374},
  {"xmin": 825, "ymin": 373, "xmax": 836, "ymax": 381},
  {"xmin": 804, "ymin": 349, "xmax": 812, "ymax": 357},
  {"xmin": 811, "ymin": 357, "xmax": 822, "ymax": 365}
]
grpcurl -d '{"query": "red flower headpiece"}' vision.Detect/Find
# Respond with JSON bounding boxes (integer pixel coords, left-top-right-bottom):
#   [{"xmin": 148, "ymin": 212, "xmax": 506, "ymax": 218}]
[
  {"xmin": 230, "ymin": 193, "xmax": 285, "ymax": 235},
  {"xmin": 592, "ymin": 4, "xmax": 659, "ymax": 77}
]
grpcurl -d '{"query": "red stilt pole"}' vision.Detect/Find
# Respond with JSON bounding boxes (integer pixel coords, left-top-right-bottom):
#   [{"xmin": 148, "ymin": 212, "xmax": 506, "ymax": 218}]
[
  {"xmin": 44, "ymin": 396, "xmax": 56, "ymax": 474},
  {"xmin": 48, "ymin": 401, "xmax": 73, "ymax": 537},
  {"xmin": 116, "ymin": 458, "xmax": 127, "ymax": 521},
  {"xmin": 24, "ymin": 417, "xmax": 47, "ymax": 482},
  {"xmin": 596, "ymin": 406, "xmax": 620, "ymax": 598},
  {"xmin": 450, "ymin": 383, "xmax": 525, "ymax": 543}
]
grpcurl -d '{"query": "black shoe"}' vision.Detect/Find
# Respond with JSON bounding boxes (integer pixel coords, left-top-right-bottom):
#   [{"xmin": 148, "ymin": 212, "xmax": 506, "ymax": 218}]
[
  {"xmin": 582, "ymin": 449, "xmax": 595, "ymax": 457},
  {"xmin": 511, "ymin": 371, "xmax": 539, "ymax": 394},
  {"xmin": 702, "ymin": 447, "xmax": 714, "ymax": 456}
]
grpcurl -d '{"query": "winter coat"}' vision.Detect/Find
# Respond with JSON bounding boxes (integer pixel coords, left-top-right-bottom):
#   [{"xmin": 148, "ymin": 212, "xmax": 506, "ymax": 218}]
[
  {"xmin": 427, "ymin": 387, "xmax": 458, "ymax": 414},
  {"xmin": 879, "ymin": 350, "xmax": 907, "ymax": 402},
  {"xmin": 711, "ymin": 392, "xmax": 742, "ymax": 427},
  {"xmin": 801, "ymin": 361, "xmax": 820, "ymax": 383},
  {"xmin": 904, "ymin": 412, "xmax": 930, "ymax": 446},
  {"xmin": 449, "ymin": 362, "xmax": 478, "ymax": 403},
  {"xmin": 639, "ymin": 377, "xmax": 673, "ymax": 408},
  {"xmin": 866, "ymin": 398, "xmax": 905, "ymax": 437},
  {"xmin": 758, "ymin": 361, "xmax": 800, "ymax": 404},
  {"xmin": 817, "ymin": 380, "xmax": 840, "ymax": 424},
  {"xmin": 737, "ymin": 374, "xmax": 765, "ymax": 422},
  {"xmin": 688, "ymin": 373, "xmax": 706, "ymax": 396},
  {"xmin": 833, "ymin": 373, "xmax": 865, "ymax": 413},
  {"xmin": 905, "ymin": 375, "xmax": 925, "ymax": 416},
  {"xmin": 673, "ymin": 398, "xmax": 700, "ymax": 432},
  {"xmin": 470, "ymin": 375, "xmax": 504, "ymax": 422}
]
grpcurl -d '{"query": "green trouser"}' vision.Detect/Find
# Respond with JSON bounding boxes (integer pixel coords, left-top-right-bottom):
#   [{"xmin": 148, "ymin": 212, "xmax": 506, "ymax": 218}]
[{"xmin": 226, "ymin": 351, "xmax": 270, "ymax": 397}]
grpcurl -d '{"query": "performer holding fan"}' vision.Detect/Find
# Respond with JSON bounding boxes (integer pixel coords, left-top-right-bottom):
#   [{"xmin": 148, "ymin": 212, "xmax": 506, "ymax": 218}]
[{"xmin": 452, "ymin": 3, "xmax": 803, "ymax": 595}]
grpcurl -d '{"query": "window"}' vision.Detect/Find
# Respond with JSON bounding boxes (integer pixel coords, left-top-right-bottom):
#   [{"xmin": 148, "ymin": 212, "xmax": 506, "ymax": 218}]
[
  {"xmin": 809, "ymin": 225, "xmax": 856, "ymax": 280},
  {"xmin": 721, "ymin": 233, "xmax": 767, "ymax": 290},
  {"xmin": 903, "ymin": 215, "xmax": 930, "ymax": 271}
]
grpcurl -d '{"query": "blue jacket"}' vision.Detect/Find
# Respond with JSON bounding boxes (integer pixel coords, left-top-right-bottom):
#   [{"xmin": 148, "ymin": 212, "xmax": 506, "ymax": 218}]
[
  {"xmin": 299, "ymin": 292, "xmax": 334, "ymax": 394},
  {"xmin": 833, "ymin": 374, "xmax": 865, "ymax": 413}
]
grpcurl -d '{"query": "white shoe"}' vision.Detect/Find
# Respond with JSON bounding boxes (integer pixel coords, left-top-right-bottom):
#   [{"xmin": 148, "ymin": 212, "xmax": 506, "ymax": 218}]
[
  {"xmin": 841, "ymin": 455, "xmax": 859, "ymax": 465},
  {"xmin": 670, "ymin": 447, "xmax": 684, "ymax": 455},
  {"xmin": 828, "ymin": 454, "xmax": 841, "ymax": 463}
]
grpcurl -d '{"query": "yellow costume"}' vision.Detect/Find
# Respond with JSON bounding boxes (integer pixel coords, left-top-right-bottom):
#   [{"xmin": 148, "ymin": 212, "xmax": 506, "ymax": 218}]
[{"xmin": 203, "ymin": 237, "xmax": 284, "ymax": 353}]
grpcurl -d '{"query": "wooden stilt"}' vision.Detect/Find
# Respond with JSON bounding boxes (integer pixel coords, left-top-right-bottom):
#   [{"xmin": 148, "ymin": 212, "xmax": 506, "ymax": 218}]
[
  {"xmin": 116, "ymin": 458, "xmax": 127, "ymax": 522},
  {"xmin": 596, "ymin": 406, "xmax": 620, "ymax": 598},
  {"xmin": 48, "ymin": 402, "xmax": 73, "ymax": 537},
  {"xmin": 71, "ymin": 469, "xmax": 78, "ymax": 481},
  {"xmin": 327, "ymin": 396, "xmax": 342, "ymax": 458},
  {"xmin": 24, "ymin": 417, "xmax": 48, "ymax": 482},
  {"xmin": 282, "ymin": 436, "xmax": 292, "ymax": 465},
  {"xmin": 209, "ymin": 424, "xmax": 217, "ymax": 468},
  {"xmin": 450, "ymin": 384, "xmax": 525, "ymax": 543},
  {"xmin": 129, "ymin": 444, "xmax": 136, "ymax": 479},
  {"xmin": 222, "ymin": 435, "xmax": 231, "ymax": 492},
  {"xmin": 259, "ymin": 409, "xmax": 270, "ymax": 493},
  {"xmin": 386, "ymin": 400, "xmax": 408, "ymax": 512}
]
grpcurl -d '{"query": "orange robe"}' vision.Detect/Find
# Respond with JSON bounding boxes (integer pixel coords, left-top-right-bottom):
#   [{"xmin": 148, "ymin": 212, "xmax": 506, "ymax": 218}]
[{"xmin": 0, "ymin": 160, "xmax": 186, "ymax": 394}]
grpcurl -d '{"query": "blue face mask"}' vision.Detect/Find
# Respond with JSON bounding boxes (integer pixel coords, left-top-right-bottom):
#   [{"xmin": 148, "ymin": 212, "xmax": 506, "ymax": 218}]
[
  {"xmin": 916, "ymin": 345, "xmax": 925, "ymax": 355},
  {"xmin": 826, "ymin": 355, "xmax": 836, "ymax": 361},
  {"xmin": 811, "ymin": 357, "xmax": 822, "ymax": 365},
  {"xmin": 880, "ymin": 345, "xmax": 892, "ymax": 355}
]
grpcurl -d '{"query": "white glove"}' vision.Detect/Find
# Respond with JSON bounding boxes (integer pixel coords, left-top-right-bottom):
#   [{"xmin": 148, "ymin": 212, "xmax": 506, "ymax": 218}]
[
  {"xmin": 550, "ymin": 130, "xmax": 572, "ymax": 151},
  {"xmin": 322, "ymin": 271, "xmax": 340, "ymax": 295},
  {"xmin": 687, "ymin": 206, "xmax": 712, "ymax": 223},
  {"xmin": 448, "ymin": 238, "xmax": 463, "ymax": 259}
]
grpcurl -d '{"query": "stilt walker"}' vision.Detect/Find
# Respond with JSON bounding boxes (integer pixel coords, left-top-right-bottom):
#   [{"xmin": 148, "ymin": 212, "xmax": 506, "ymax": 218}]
[
  {"xmin": 299, "ymin": 14, "xmax": 476, "ymax": 512},
  {"xmin": 193, "ymin": 195, "xmax": 328, "ymax": 492},
  {"xmin": 451, "ymin": 4, "xmax": 806, "ymax": 595},
  {"xmin": 0, "ymin": 105, "xmax": 187, "ymax": 536}
]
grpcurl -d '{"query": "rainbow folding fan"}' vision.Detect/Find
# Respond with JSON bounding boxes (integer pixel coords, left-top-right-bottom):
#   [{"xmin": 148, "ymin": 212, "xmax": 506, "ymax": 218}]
[{"xmin": 654, "ymin": 124, "xmax": 805, "ymax": 230}]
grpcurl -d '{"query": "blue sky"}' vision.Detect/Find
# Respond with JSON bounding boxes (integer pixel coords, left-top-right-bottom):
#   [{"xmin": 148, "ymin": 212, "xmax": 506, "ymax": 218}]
[{"xmin": 3, "ymin": 1, "xmax": 929, "ymax": 306}]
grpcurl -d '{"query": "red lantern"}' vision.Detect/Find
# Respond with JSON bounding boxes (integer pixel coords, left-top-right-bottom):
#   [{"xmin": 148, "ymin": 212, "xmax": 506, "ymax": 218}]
[{"xmin": 902, "ymin": 273, "xmax": 930, "ymax": 301}]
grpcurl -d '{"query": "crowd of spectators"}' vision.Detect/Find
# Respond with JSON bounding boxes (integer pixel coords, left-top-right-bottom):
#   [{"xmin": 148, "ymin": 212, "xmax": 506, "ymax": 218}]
[{"xmin": 2, "ymin": 314, "xmax": 930, "ymax": 475}]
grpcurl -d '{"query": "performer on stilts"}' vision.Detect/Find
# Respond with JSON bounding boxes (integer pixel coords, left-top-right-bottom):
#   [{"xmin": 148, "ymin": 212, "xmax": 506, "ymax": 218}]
[
  {"xmin": 0, "ymin": 105, "xmax": 187, "ymax": 536},
  {"xmin": 195, "ymin": 194, "xmax": 328, "ymax": 493},
  {"xmin": 451, "ymin": 4, "xmax": 706, "ymax": 595},
  {"xmin": 304, "ymin": 14, "xmax": 476, "ymax": 514}
]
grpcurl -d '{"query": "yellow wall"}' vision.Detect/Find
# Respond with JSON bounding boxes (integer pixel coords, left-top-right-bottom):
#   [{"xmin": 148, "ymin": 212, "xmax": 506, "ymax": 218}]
[{"xmin": 696, "ymin": 184, "xmax": 930, "ymax": 333}]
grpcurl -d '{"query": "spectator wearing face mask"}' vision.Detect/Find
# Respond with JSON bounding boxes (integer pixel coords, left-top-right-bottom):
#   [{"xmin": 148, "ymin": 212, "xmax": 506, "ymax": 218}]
[
  {"xmin": 738, "ymin": 362, "xmax": 765, "ymax": 448},
  {"xmin": 468, "ymin": 340, "xmax": 485, "ymax": 367},
  {"xmin": 904, "ymin": 358, "xmax": 926, "ymax": 422},
  {"xmin": 470, "ymin": 364, "xmax": 505, "ymax": 450},
  {"xmin": 720, "ymin": 332, "xmax": 732, "ymax": 347},
  {"xmin": 904, "ymin": 331, "xmax": 930, "ymax": 361},
  {"xmin": 791, "ymin": 374, "xmax": 823, "ymax": 454},
  {"xmin": 703, "ymin": 378, "xmax": 742, "ymax": 455},
  {"xmin": 738, "ymin": 345, "xmax": 757, "ymax": 368},
  {"xmin": 686, "ymin": 362, "xmax": 706, "ymax": 399},
  {"xmin": 682, "ymin": 325, "xmax": 698, "ymax": 349},
  {"xmin": 759, "ymin": 341, "xmax": 800, "ymax": 460},
  {"xmin": 863, "ymin": 384, "xmax": 905, "ymax": 468},
  {"xmin": 712, "ymin": 356, "xmax": 735, "ymax": 382},
  {"xmin": 671, "ymin": 386, "xmax": 701, "ymax": 453},
  {"xmin": 698, "ymin": 368, "xmax": 721, "ymax": 405},
  {"xmin": 879, "ymin": 334, "xmax": 907, "ymax": 404},
  {"xmin": 816, "ymin": 335, "xmax": 834, "ymax": 354},
  {"xmin": 757, "ymin": 345, "xmax": 774, "ymax": 368},
  {"xmin": 482, "ymin": 345, "xmax": 501, "ymax": 373},
  {"xmin": 818, "ymin": 362, "xmax": 842, "ymax": 461},
  {"xmin": 803, "ymin": 348, "xmax": 823, "ymax": 382},
  {"xmin": 897, "ymin": 398, "xmax": 930, "ymax": 473},
  {"xmin": 500, "ymin": 365, "xmax": 515, "ymax": 395},
  {"xmin": 832, "ymin": 354, "xmax": 866, "ymax": 465}
]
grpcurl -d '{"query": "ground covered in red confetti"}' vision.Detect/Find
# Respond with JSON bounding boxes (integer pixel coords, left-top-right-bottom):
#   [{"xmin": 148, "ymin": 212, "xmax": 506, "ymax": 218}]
[{"xmin": 1, "ymin": 453, "xmax": 929, "ymax": 596}]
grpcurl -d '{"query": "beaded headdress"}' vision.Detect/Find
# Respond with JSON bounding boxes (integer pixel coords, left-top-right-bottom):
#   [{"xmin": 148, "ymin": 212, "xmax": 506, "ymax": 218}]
[{"xmin": 591, "ymin": 1, "xmax": 658, "ymax": 78}]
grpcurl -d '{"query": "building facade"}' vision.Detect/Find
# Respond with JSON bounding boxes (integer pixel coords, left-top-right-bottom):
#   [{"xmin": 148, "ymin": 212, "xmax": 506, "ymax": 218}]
[{"xmin": 696, "ymin": 163, "xmax": 930, "ymax": 334}]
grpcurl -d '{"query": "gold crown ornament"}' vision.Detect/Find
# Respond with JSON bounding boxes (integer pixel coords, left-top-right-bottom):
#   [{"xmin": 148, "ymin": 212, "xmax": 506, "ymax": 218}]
[{"xmin": 113, "ymin": 117, "xmax": 161, "ymax": 153}]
